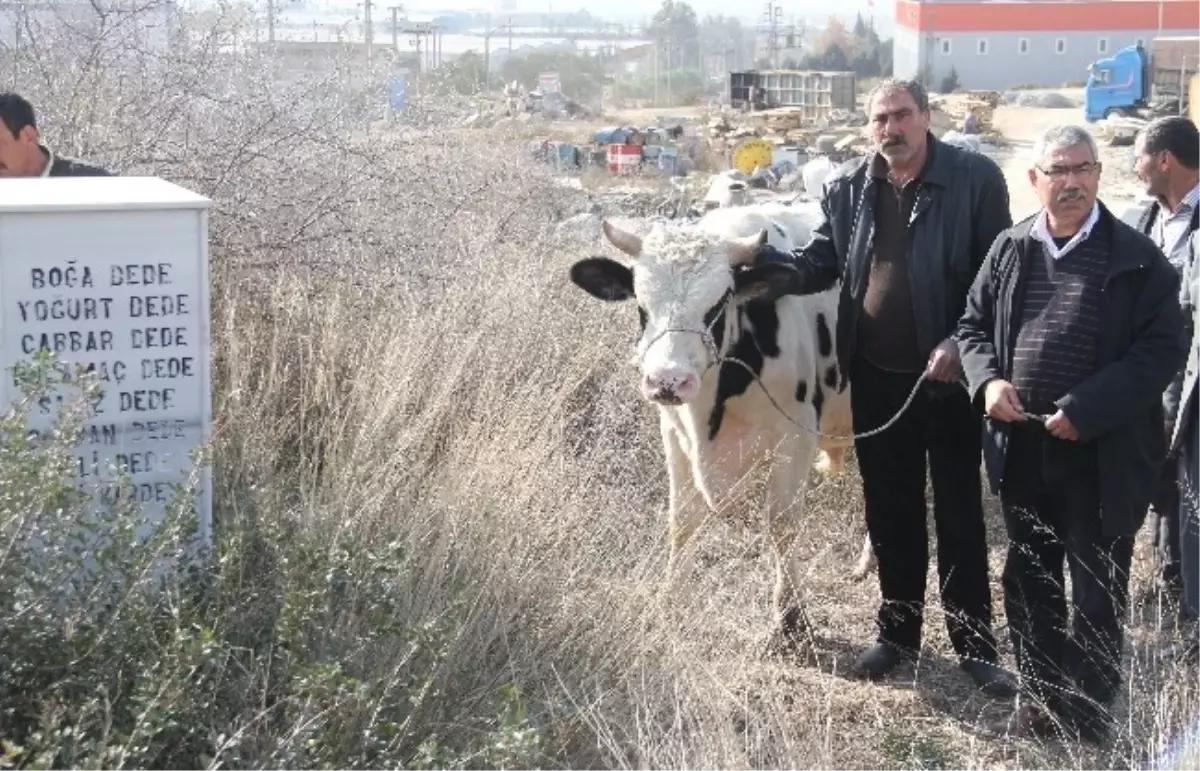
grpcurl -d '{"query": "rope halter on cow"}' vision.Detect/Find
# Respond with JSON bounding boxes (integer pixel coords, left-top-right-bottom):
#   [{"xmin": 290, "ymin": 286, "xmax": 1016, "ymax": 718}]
[
  {"xmin": 605, "ymin": 219, "xmax": 928, "ymax": 443},
  {"xmin": 635, "ymin": 282, "xmax": 928, "ymax": 444}
]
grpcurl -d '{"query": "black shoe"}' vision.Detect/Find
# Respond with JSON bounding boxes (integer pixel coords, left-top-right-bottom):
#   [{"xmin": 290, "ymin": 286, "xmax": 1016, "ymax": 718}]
[
  {"xmin": 851, "ymin": 641, "xmax": 910, "ymax": 679},
  {"xmin": 959, "ymin": 658, "xmax": 1017, "ymax": 698}
]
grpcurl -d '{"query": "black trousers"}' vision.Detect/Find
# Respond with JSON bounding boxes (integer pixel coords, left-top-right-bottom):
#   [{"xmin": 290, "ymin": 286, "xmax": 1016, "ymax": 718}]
[
  {"xmin": 1150, "ymin": 457, "xmax": 1182, "ymax": 588},
  {"xmin": 850, "ymin": 356, "xmax": 998, "ymax": 661},
  {"xmin": 1000, "ymin": 424, "xmax": 1133, "ymax": 729}
]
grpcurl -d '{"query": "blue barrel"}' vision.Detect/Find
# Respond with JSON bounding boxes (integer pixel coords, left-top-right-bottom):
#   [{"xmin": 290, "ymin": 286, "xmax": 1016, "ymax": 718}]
[
  {"xmin": 657, "ymin": 146, "xmax": 679, "ymax": 174},
  {"xmin": 555, "ymin": 143, "xmax": 580, "ymax": 168},
  {"xmin": 594, "ymin": 126, "xmax": 631, "ymax": 145},
  {"xmin": 388, "ymin": 70, "xmax": 410, "ymax": 112}
]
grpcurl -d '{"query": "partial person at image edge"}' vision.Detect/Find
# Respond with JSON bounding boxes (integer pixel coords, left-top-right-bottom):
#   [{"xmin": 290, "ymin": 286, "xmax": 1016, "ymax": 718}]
[{"xmin": 0, "ymin": 92, "xmax": 113, "ymax": 178}]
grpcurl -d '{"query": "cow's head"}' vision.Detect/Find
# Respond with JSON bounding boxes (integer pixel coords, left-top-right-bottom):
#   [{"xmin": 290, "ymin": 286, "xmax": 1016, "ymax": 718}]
[{"xmin": 569, "ymin": 220, "xmax": 802, "ymax": 406}]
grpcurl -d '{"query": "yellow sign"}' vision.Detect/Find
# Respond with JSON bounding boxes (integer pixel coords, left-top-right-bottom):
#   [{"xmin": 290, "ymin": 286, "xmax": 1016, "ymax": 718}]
[{"xmin": 731, "ymin": 137, "xmax": 774, "ymax": 176}]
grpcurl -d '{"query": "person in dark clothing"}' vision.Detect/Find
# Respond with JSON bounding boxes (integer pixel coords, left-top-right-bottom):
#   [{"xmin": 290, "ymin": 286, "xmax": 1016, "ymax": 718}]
[
  {"xmin": 752, "ymin": 78, "xmax": 1015, "ymax": 696},
  {"xmin": 956, "ymin": 124, "xmax": 1188, "ymax": 742},
  {"xmin": 1138, "ymin": 117, "xmax": 1200, "ymax": 660},
  {"xmin": 1129, "ymin": 116, "xmax": 1200, "ymax": 614},
  {"xmin": 0, "ymin": 92, "xmax": 113, "ymax": 178}
]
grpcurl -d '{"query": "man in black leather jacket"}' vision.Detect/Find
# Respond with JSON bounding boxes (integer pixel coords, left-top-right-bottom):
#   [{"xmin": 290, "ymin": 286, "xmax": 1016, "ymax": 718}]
[
  {"xmin": 755, "ymin": 78, "xmax": 1015, "ymax": 695},
  {"xmin": 0, "ymin": 92, "xmax": 113, "ymax": 178}
]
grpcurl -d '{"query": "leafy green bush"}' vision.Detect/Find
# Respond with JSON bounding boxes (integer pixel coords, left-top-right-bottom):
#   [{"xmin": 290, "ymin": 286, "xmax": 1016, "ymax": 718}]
[{"xmin": 0, "ymin": 352, "xmax": 547, "ymax": 770}]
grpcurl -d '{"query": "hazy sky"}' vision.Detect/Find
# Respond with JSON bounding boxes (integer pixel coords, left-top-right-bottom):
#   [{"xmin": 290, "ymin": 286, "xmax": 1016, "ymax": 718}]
[{"xmin": 294, "ymin": 0, "xmax": 889, "ymax": 29}]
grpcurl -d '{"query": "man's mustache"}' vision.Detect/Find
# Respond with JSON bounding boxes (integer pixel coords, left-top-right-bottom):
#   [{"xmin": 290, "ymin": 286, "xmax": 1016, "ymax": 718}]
[
  {"xmin": 883, "ymin": 135, "xmax": 906, "ymax": 148},
  {"xmin": 1057, "ymin": 187, "xmax": 1086, "ymax": 202}
]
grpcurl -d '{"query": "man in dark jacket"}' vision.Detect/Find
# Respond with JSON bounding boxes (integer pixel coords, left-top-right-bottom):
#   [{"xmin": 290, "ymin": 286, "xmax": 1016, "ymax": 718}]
[
  {"xmin": 0, "ymin": 92, "xmax": 113, "ymax": 178},
  {"xmin": 1128, "ymin": 116, "xmax": 1199, "ymax": 613},
  {"xmin": 956, "ymin": 124, "xmax": 1187, "ymax": 742},
  {"xmin": 753, "ymin": 78, "xmax": 1015, "ymax": 695},
  {"xmin": 1144, "ymin": 120, "xmax": 1200, "ymax": 661}
]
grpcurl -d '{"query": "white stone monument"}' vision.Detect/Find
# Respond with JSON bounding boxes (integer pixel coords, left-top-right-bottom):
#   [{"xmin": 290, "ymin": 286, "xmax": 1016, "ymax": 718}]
[{"xmin": 0, "ymin": 176, "xmax": 213, "ymax": 551}]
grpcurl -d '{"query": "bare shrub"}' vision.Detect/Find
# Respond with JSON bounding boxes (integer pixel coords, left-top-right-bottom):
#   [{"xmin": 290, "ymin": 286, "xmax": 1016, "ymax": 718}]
[{"xmin": 0, "ymin": 2, "xmax": 1195, "ymax": 769}]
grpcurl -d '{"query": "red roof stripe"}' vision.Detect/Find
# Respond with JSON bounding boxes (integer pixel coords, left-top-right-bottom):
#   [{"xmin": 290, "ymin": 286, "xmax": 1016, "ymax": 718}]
[{"xmin": 895, "ymin": 0, "xmax": 1200, "ymax": 33}]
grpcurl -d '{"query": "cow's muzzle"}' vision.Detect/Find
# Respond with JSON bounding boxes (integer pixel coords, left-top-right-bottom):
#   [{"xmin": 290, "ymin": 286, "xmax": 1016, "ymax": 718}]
[{"xmin": 643, "ymin": 371, "xmax": 699, "ymax": 405}]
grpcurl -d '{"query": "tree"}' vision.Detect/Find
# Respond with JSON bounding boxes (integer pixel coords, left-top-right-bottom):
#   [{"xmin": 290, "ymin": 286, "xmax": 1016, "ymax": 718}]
[
  {"xmin": 500, "ymin": 51, "xmax": 606, "ymax": 101},
  {"xmin": 699, "ymin": 14, "xmax": 750, "ymax": 73},
  {"xmin": 811, "ymin": 17, "xmax": 852, "ymax": 59},
  {"xmin": 940, "ymin": 66, "xmax": 960, "ymax": 93},
  {"xmin": 647, "ymin": 0, "xmax": 699, "ymax": 74},
  {"xmin": 800, "ymin": 15, "xmax": 892, "ymax": 78},
  {"xmin": 429, "ymin": 50, "xmax": 487, "ymax": 94}
]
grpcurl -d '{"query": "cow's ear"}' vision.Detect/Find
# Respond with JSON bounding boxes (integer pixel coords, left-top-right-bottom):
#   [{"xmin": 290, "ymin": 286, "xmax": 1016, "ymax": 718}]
[
  {"xmin": 570, "ymin": 257, "xmax": 635, "ymax": 302},
  {"xmin": 732, "ymin": 263, "xmax": 803, "ymax": 304}
]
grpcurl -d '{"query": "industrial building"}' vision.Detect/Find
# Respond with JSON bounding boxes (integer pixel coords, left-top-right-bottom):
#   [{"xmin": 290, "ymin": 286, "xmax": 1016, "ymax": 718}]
[{"xmin": 892, "ymin": 0, "xmax": 1200, "ymax": 91}]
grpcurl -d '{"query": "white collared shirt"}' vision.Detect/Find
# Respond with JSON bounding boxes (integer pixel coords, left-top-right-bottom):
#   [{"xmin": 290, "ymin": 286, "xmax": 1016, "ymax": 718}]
[
  {"xmin": 38, "ymin": 145, "xmax": 55, "ymax": 177},
  {"xmin": 1030, "ymin": 202, "xmax": 1100, "ymax": 260},
  {"xmin": 1152, "ymin": 182, "xmax": 1200, "ymax": 257}
]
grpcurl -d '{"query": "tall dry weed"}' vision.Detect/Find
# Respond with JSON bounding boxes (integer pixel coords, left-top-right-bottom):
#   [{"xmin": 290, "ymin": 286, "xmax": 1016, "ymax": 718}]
[{"xmin": 0, "ymin": 3, "xmax": 1195, "ymax": 768}]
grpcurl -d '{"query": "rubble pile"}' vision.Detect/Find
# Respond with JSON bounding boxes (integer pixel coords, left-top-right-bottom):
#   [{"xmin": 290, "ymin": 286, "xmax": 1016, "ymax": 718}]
[
  {"xmin": 998, "ymin": 90, "xmax": 1079, "ymax": 109},
  {"xmin": 930, "ymin": 91, "xmax": 1001, "ymax": 133},
  {"xmin": 927, "ymin": 91, "xmax": 1007, "ymax": 147},
  {"xmin": 704, "ymin": 106, "xmax": 872, "ymax": 160},
  {"xmin": 454, "ymin": 84, "xmax": 591, "ymax": 129}
]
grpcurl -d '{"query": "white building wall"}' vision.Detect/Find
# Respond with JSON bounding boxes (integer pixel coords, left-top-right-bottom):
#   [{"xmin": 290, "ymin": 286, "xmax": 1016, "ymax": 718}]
[
  {"xmin": 932, "ymin": 28, "xmax": 1197, "ymax": 90},
  {"xmin": 893, "ymin": 26, "xmax": 924, "ymax": 82},
  {"xmin": 909, "ymin": 26, "xmax": 1197, "ymax": 91}
]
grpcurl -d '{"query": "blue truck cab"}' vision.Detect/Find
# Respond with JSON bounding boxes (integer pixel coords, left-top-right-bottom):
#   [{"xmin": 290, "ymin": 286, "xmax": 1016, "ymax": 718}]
[{"xmin": 1084, "ymin": 43, "xmax": 1150, "ymax": 122}]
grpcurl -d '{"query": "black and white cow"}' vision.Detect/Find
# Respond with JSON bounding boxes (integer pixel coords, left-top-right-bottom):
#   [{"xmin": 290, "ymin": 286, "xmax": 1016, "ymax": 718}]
[{"xmin": 569, "ymin": 201, "xmax": 861, "ymax": 650}]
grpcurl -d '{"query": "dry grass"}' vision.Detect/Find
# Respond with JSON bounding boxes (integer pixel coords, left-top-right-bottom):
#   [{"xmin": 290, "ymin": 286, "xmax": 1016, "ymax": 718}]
[{"xmin": 0, "ymin": 2, "xmax": 1195, "ymax": 768}]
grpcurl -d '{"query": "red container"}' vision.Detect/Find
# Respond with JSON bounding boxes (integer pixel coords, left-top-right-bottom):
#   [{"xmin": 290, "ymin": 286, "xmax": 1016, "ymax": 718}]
[{"xmin": 607, "ymin": 144, "xmax": 641, "ymax": 175}]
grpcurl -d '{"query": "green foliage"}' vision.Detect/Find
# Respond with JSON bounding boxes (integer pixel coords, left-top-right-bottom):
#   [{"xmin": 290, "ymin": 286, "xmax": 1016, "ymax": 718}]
[
  {"xmin": 500, "ymin": 51, "xmax": 607, "ymax": 100},
  {"xmin": 940, "ymin": 66, "xmax": 961, "ymax": 93},
  {"xmin": 801, "ymin": 13, "xmax": 893, "ymax": 78},
  {"xmin": 617, "ymin": 68, "xmax": 704, "ymax": 105},
  {"xmin": 699, "ymin": 14, "xmax": 751, "ymax": 72},
  {"xmin": 0, "ymin": 352, "xmax": 546, "ymax": 770},
  {"xmin": 426, "ymin": 50, "xmax": 487, "ymax": 95},
  {"xmin": 648, "ymin": 0, "xmax": 700, "ymax": 72}
]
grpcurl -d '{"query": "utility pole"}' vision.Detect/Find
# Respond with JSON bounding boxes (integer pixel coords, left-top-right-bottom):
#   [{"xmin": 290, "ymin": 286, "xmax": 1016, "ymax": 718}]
[
  {"xmin": 390, "ymin": 5, "xmax": 401, "ymax": 50},
  {"xmin": 360, "ymin": 0, "xmax": 374, "ymax": 66},
  {"xmin": 482, "ymin": 17, "xmax": 512, "ymax": 91},
  {"xmin": 761, "ymin": 0, "xmax": 783, "ymax": 68},
  {"xmin": 265, "ymin": 0, "xmax": 275, "ymax": 44},
  {"xmin": 654, "ymin": 35, "xmax": 659, "ymax": 107},
  {"xmin": 666, "ymin": 35, "xmax": 672, "ymax": 107},
  {"xmin": 484, "ymin": 26, "xmax": 491, "ymax": 90}
]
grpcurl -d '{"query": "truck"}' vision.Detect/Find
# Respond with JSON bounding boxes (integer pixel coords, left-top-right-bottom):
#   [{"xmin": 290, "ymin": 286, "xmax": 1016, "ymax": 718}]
[{"xmin": 1083, "ymin": 36, "xmax": 1199, "ymax": 122}]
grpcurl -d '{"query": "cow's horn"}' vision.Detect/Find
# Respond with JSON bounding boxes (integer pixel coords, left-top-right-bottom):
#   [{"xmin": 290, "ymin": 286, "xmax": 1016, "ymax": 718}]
[
  {"xmin": 602, "ymin": 220, "xmax": 643, "ymax": 257},
  {"xmin": 728, "ymin": 229, "xmax": 768, "ymax": 266}
]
